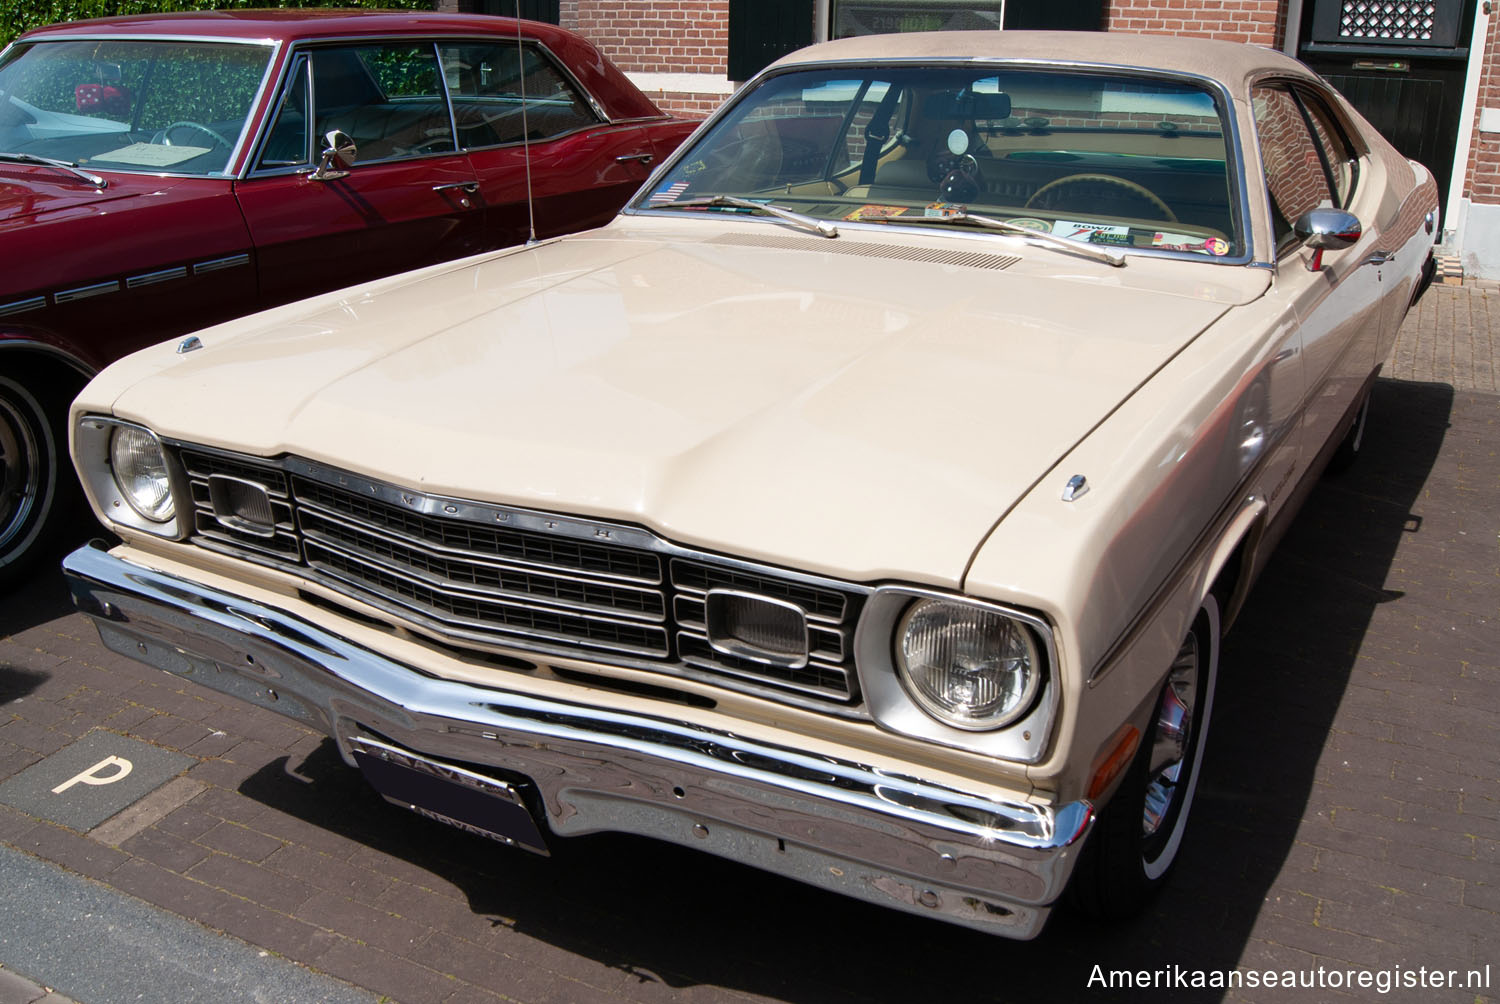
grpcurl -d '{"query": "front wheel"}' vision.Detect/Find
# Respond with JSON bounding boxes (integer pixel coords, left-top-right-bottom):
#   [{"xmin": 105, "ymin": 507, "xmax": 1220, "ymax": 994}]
[
  {"xmin": 0, "ymin": 373, "xmax": 73, "ymax": 589},
  {"xmin": 1071, "ymin": 594, "xmax": 1220, "ymax": 917}
]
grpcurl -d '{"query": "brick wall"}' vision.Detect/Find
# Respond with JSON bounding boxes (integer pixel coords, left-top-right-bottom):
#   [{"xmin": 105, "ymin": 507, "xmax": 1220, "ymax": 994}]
[
  {"xmin": 643, "ymin": 91, "xmax": 728, "ymax": 116},
  {"xmin": 567, "ymin": 0, "xmax": 729, "ymax": 74},
  {"xmin": 1462, "ymin": 10, "xmax": 1500, "ymax": 205},
  {"xmin": 1104, "ymin": 0, "xmax": 1284, "ymax": 46}
]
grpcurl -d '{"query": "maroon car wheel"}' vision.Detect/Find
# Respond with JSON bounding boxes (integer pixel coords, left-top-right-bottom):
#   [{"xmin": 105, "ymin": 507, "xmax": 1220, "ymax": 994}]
[{"xmin": 0, "ymin": 373, "xmax": 66, "ymax": 587}]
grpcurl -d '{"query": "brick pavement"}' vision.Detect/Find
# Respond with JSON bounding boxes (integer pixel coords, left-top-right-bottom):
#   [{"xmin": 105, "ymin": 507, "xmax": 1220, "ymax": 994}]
[{"xmin": 0, "ymin": 285, "xmax": 1496, "ymax": 1004}]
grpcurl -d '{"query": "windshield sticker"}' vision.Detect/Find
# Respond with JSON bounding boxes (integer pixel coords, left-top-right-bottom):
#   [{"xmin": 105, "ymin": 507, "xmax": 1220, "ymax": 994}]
[
  {"xmin": 90, "ymin": 143, "xmax": 210, "ymax": 168},
  {"xmin": 1003, "ymin": 217, "xmax": 1051, "ymax": 232},
  {"xmin": 1152, "ymin": 233, "xmax": 1232, "ymax": 256},
  {"xmin": 648, "ymin": 181, "xmax": 690, "ymax": 205},
  {"xmin": 845, "ymin": 204, "xmax": 908, "ymax": 221},
  {"xmin": 1053, "ymin": 219, "xmax": 1129, "ymax": 242},
  {"xmin": 923, "ymin": 202, "xmax": 964, "ymax": 218}
]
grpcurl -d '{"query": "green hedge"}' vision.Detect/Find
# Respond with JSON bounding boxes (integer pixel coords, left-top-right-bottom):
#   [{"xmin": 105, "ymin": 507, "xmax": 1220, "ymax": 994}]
[{"xmin": 3, "ymin": 1, "xmax": 431, "ymax": 49}]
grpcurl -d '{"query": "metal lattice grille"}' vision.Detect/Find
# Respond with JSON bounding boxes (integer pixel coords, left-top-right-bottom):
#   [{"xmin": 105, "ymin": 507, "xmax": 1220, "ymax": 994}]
[
  {"xmin": 1339, "ymin": 0, "xmax": 1437, "ymax": 39},
  {"xmin": 176, "ymin": 447, "xmax": 867, "ymax": 708}
]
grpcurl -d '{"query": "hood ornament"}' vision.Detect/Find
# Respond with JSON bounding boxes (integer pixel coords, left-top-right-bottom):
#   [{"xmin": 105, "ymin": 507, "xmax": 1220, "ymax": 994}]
[{"xmin": 1062, "ymin": 474, "xmax": 1089, "ymax": 502}]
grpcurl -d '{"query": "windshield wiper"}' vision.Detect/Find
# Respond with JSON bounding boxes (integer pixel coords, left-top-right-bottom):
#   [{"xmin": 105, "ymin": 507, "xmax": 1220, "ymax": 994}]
[
  {"xmin": 656, "ymin": 195, "xmax": 838, "ymax": 239},
  {"xmin": 878, "ymin": 210, "xmax": 1127, "ymax": 267},
  {"xmin": 0, "ymin": 152, "xmax": 107, "ymax": 189}
]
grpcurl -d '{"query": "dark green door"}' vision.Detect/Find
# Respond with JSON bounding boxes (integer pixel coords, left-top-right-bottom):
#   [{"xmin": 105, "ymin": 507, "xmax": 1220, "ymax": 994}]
[{"xmin": 1298, "ymin": 0, "xmax": 1476, "ymax": 215}]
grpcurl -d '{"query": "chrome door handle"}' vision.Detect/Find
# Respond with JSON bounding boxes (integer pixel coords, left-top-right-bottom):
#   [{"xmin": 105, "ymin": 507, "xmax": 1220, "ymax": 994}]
[
  {"xmin": 615, "ymin": 153, "xmax": 654, "ymax": 166},
  {"xmin": 1363, "ymin": 249, "xmax": 1396, "ymax": 266},
  {"xmin": 432, "ymin": 182, "xmax": 480, "ymax": 194}
]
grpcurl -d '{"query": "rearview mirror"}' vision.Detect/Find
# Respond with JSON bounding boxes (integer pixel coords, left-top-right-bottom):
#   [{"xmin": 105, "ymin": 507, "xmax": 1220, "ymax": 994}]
[
  {"xmin": 922, "ymin": 90, "xmax": 1012, "ymax": 121},
  {"xmin": 311, "ymin": 130, "xmax": 357, "ymax": 181}
]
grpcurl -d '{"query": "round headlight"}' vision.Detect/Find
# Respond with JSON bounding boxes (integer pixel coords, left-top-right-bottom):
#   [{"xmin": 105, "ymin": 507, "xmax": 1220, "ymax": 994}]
[
  {"xmin": 896, "ymin": 598, "xmax": 1041, "ymax": 730},
  {"xmin": 110, "ymin": 425, "xmax": 174, "ymax": 522}
]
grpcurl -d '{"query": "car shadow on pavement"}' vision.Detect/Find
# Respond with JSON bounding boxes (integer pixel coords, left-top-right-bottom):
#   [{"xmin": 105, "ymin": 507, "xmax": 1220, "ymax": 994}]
[
  {"xmin": 234, "ymin": 377, "xmax": 1454, "ymax": 1003},
  {"xmin": 0, "ymin": 551, "xmax": 76, "ymax": 638}
]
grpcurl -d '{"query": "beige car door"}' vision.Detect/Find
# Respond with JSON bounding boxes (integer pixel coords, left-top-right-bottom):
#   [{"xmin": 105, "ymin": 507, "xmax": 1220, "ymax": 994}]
[{"xmin": 1252, "ymin": 83, "xmax": 1387, "ymax": 467}]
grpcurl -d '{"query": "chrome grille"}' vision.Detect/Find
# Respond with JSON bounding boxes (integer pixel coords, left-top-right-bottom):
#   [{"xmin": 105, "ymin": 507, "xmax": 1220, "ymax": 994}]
[
  {"xmin": 671, "ymin": 559, "xmax": 857, "ymax": 701},
  {"xmin": 175, "ymin": 448, "xmax": 866, "ymax": 708},
  {"xmin": 181, "ymin": 450, "xmax": 298, "ymax": 561},
  {"xmin": 292, "ymin": 476, "xmax": 660, "ymax": 582}
]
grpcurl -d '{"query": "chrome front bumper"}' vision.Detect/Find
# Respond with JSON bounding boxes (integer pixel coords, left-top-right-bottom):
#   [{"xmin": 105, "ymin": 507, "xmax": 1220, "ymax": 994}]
[{"xmin": 63, "ymin": 542, "xmax": 1093, "ymax": 938}]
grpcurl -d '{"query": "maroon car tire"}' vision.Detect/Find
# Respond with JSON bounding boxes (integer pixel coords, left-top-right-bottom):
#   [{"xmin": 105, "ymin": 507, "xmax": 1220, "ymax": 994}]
[{"xmin": 0, "ymin": 371, "xmax": 74, "ymax": 588}]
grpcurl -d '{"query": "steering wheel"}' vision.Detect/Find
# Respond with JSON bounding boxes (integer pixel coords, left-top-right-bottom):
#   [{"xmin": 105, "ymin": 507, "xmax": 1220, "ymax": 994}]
[
  {"xmin": 154, "ymin": 120, "xmax": 231, "ymax": 148},
  {"xmin": 1026, "ymin": 173, "xmax": 1177, "ymax": 223},
  {"xmin": 927, "ymin": 143, "xmax": 987, "ymax": 183}
]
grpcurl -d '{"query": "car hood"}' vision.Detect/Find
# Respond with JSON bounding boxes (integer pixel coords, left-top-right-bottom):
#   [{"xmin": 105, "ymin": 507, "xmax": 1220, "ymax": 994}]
[
  {"xmin": 0, "ymin": 167, "xmax": 176, "ymax": 226},
  {"xmin": 104, "ymin": 220, "xmax": 1261, "ymax": 587}
]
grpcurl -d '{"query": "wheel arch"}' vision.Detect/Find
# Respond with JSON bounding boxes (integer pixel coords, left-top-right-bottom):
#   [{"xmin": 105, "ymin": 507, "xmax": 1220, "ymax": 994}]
[
  {"xmin": 1200, "ymin": 494, "xmax": 1267, "ymax": 635},
  {"xmin": 0, "ymin": 337, "xmax": 98, "ymax": 384}
]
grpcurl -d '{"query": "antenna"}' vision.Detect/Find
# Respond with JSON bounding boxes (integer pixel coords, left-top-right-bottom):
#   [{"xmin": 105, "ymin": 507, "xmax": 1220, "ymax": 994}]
[{"xmin": 515, "ymin": 3, "xmax": 538, "ymax": 245}]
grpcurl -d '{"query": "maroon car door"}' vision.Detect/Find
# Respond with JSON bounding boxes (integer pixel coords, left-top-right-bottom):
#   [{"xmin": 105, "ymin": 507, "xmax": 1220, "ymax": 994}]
[
  {"xmin": 235, "ymin": 43, "xmax": 484, "ymax": 308},
  {"xmin": 441, "ymin": 40, "xmax": 658, "ymax": 246}
]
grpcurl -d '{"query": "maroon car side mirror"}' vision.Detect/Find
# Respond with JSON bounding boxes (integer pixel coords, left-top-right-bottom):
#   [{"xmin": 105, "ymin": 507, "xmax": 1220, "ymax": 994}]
[{"xmin": 310, "ymin": 130, "xmax": 357, "ymax": 182}]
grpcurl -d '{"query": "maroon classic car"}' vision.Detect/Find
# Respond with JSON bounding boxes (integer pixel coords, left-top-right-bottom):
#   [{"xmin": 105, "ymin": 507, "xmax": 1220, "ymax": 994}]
[{"xmin": 0, "ymin": 9, "xmax": 695, "ymax": 584}]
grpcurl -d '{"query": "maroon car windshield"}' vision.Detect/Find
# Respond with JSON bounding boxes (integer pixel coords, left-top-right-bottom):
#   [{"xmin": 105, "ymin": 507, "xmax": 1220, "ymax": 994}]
[{"xmin": 0, "ymin": 38, "xmax": 272, "ymax": 177}]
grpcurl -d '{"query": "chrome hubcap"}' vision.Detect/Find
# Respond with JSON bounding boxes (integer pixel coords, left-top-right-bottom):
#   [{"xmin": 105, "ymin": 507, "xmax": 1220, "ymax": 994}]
[
  {"xmin": 1143, "ymin": 632, "xmax": 1198, "ymax": 839},
  {"xmin": 0, "ymin": 395, "xmax": 41, "ymax": 549}
]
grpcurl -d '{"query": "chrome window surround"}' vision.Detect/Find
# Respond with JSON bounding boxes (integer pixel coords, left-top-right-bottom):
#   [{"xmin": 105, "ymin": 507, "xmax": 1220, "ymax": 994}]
[
  {"xmin": 243, "ymin": 35, "xmax": 610, "ymax": 179},
  {"xmin": 0, "ymin": 34, "xmax": 281, "ymax": 181},
  {"xmin": 74, "ymin": 416, "xmax": 188, "ymax": 539},
  {"xmin": 84, "ymin": 430, "xmax": 1057, "ymax": 757},
  {"xmin": 854, "ymin": 587, "xmax": 1058, "ymax": 763},
  {"xmin": 1245, "ymin": 73, "xmax": 1371, "ymax": 264},
  {"xmin": 625, "ymin": 57, "xmax": 1255, "ymax": 268}
]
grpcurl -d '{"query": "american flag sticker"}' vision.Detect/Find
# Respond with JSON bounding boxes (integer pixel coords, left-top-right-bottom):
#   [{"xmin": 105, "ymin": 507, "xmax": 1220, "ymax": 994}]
[{"xmin": 648, "ymin": 181, "xmax": 689, "ymax": 205}]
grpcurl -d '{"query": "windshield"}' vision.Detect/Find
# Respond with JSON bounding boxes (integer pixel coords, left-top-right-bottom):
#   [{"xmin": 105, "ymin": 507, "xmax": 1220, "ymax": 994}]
[
  {"xmin": 0, "ymin": 39, "xmax": 272, "ymax": 177},
  {"xmin": 636, "ymin": 65, "xmax": 1242, "ymax": 259}
]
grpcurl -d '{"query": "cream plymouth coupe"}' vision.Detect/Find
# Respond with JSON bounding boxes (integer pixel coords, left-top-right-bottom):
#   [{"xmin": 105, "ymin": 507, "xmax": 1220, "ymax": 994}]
[{"xmin": 62, "ymin": 31, "xmax": 1437, "ymax": 937}]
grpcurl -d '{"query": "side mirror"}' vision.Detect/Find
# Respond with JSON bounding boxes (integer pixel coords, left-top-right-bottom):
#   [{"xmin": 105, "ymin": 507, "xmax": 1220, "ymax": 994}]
[
  {"xmin": 1293, "ymin": 208, "xmax": 1361, "ymax": 272},
  {"xmin": 310, "ymin": 130, "xmax": 357, "ymax": 181}
]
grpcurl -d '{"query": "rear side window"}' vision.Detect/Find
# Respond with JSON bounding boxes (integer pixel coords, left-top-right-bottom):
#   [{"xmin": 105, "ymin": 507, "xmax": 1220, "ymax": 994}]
[
  {"xmin": 1298, "ymin": 90, "xmax": 1358, "ymax": 208},
  {"xmin": 1252, "ymin": 85, "xmax": 1335, "ymax": 252},
  {"xmin": 442, "ymin": 42, "xmax": 599, "ymax": 148}
]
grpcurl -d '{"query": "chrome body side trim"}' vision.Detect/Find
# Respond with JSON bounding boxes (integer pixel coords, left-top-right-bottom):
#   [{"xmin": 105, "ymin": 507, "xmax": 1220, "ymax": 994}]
[
  {"xmin": 127, "ymin": 266, "xmax": 190, "ymax": 289},
  {"xmin": 53, "ymin": 281, "xmax": 119, "ymax": 304},
  {"xmin": 193, "ymin": 253, "xmax": 251, "ymax": 274},
  {"xmin": 63, "ymin": 542, "xmax": 1092, "ymax": 938},
  {"xmin": 0, "ymin": 297, "xmax": 46, "ymax": 317}
]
